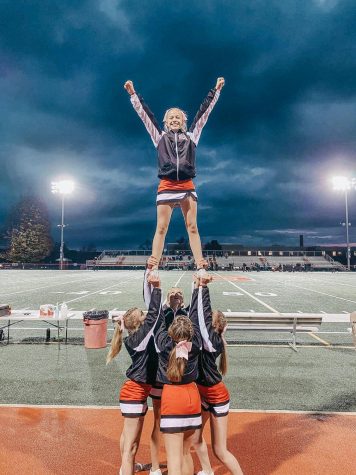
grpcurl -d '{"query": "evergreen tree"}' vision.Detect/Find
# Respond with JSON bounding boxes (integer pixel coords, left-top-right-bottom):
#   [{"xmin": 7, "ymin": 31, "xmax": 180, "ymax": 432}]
[
  {"xmin": 7, "ymin": 195, "xmax": 53, "ymax": 263},
  {"xmin": 204, "ymin": 240, "xmax": 222, "ymax": 250}
]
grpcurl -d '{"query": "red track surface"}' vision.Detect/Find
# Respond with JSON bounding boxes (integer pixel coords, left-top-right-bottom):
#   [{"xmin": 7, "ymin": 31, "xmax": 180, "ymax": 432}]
[{"xmin": 0, "ymin": 407, "xmax": 355, "ymax": 475}]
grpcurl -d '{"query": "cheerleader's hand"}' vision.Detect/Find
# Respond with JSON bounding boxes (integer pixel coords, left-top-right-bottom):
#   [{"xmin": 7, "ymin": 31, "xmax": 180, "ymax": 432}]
[
  {"xmin": 200, "ymin": 274, "xmax": 213, "ymax": 286},
  {"xmin": 215, "ymin": 77, "xmax": 225, "ymax": 91},
  {"xmin": 197, "ymin": 258, "xmax": 209, "ymax": 270},
  {"xmin": 147, "ymin": 255, "xmax": 158, "ymax": 269},
  {"xmin": 147, "ymin": 273, "xmax": 161, "ymax": 288},
  {"xmin": 124, "ymin": 80, "xmax": 135, "ymax": 95}
]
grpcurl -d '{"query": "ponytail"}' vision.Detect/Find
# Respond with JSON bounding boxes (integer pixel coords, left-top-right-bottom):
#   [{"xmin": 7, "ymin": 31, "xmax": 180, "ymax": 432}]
[
  {"xmin": 212, "ymin": 310, "xmax": 228, "ymax": 376},
  {"xmin": 166, "ymin": 316, "xmax": 194, "ymax": 382},
  {"xmin": 106, "ymin": 307, "xmax": 143, "ymax": 365},
  {"xmin": 166, "ymin": 346, "xmax": 187, "ymax": 382},
  {"xmin": 106, "ymin": 323, "xmax": 123, "ymax": 364},
  {"xmin": 218, "ymin": 339, "xmax": 228, "ymax": 375}
]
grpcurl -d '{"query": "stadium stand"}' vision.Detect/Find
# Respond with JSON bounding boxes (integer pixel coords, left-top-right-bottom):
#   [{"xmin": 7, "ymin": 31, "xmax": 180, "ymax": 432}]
[{"xmin": 86, "ymin": 250, "xmax": 345, "ymax": 271}]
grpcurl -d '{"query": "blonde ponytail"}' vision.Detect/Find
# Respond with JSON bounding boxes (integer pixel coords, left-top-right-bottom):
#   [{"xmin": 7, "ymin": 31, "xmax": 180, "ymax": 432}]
[
  {"xmin": 212, "ymin": 310, "xmax": 229, "ymax": 376},
  {"xmin": 106, "ymin": 307, "xmax": 143, "ymax": 364},
  {"xmin": 166, "ymin": 316, "xmax": 194, "ymax": 382},
  {"xmin": 106, "ymin": 324, "xmax": 123, "ymax": 364},
  {"xmin": 219, "ymin": 340, "xmax": 228, "ymax": 375},
  {"xmin": 166, "ymin": 347, "xmax": 187, "ymax": 382}
]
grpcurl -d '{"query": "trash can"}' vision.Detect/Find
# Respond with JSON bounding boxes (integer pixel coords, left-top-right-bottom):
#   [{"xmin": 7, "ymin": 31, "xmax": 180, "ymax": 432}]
[{"xmin": 83, "ymin": 310, "xmax": 109, "ymax": 349}]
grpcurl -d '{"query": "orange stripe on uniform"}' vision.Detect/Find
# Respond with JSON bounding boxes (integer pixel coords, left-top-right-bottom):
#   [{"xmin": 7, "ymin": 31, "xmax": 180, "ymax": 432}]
[
  {"xmin": 119, "ymin": 380, "xmax": 151, "ymax": 402},
  {"xmin": 158, "ymin": 178, "xmax": 195, "ymax": 193},
  {"xmin": 197, "ymin": 381, "xmax": 230, "ymax": 405}
]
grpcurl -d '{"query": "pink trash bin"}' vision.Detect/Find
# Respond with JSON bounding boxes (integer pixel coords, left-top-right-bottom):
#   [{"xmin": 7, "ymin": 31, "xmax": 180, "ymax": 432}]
[{"xmin": 83, "ymin": 310, "xmax": 109, "ymax": 349}]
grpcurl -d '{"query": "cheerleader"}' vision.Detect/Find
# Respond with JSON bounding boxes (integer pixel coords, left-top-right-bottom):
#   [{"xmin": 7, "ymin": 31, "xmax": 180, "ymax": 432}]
[
  {"xmin": 124, "ymin": 78, "xmax": 225, "ymax": 272},
  {"xmin": 154, "ymin": 281, "xmax": 205, "ymax": 475},
  {"xmin": 194, "ymin": 274, "xmax": 244, "ymax": 475},
  {"xmin": 107, "ymin": 273, "xmax": 162, "ymax": 475}
]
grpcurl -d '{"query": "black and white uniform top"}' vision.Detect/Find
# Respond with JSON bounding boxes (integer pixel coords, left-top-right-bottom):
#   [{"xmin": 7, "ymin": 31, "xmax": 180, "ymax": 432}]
[
  {"xmin": 125, "ymin": 287, "xmax": 162, "ymax": 385},
  {"xmin": 163, "ymin": 303, "xmax": 189, "ymax": 330},
  {"xmin": 196, "ymin": 286, "xmax": 224, "ymax": 387},
  {"xmin": 154, "ymin": 287, "xmax": 202, "ymax": 385},
  {"xmin": 129, "ymin": 88, "xmax": 221, "ymax": 181},
  {"xmin": 143, "ymin": 268, "xmax": 188, "ymax": 329}
]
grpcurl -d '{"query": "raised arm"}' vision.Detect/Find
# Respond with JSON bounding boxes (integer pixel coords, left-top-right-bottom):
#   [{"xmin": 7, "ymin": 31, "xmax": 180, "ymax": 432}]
[
  {"xmin": 188, "ymin": 284, "xmax": 202, "ymax": 351},
  {"xmin": 127, "ymin": 285, "xmax": 162, "ymax": 352},
  {"xmin": 143, "ymin": 257, "xmax": 158, "ymax": 309},
  {"xmin": 197, "ymin": 279, "xmax": 222, "ymax": 352},
  {"xmin": 188, "ymin": 77, "xmax": 225, "ymax": 146},
  {"xmin": 124, "ymin": 80, "xmax": 163, "ymax": 147}
]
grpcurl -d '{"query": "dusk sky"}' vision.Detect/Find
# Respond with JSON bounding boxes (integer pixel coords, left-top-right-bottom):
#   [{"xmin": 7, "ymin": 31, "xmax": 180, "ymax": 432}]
[{"xmin": 1, "ymin": 0, "xmax": 356, "ymax": 250}]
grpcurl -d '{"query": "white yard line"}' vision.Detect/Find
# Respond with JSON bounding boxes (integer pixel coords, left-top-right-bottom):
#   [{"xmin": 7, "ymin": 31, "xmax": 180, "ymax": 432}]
[
  {"xmin": 174, "ymin": 271, "xmax": 186, "ymax": 287},
  {"xmin": 0, "ymin": 275, "xmax": 107, "ymax": 297},
  {"xmin": 285, "ymin": 283, "xmax": 356, "ymax": 305},
  {"xmin": 214, "ymin": 272, "xmax": 280, "ymax": 313},
  {"xmin": 63, "ymin": 276, "xmax": 142, "ymax": 304}
]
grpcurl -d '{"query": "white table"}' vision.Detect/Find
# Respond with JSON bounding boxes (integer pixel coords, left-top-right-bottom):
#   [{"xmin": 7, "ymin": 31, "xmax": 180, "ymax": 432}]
[{"xmin": 0, "ymin": 311, "xmax": 70, "ymax": 348}]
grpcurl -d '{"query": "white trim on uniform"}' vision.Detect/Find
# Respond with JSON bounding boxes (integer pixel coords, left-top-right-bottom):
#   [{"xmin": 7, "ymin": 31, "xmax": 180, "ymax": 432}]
[
  {"xmin": 160, "ymin": 414, "xmax": 202, "ymax": 431},
  {"xmin": 156, "ymin": 191, "xmax": 198, "ymax": 204},
  {"xmin": 119, "ymin": 401, "xmax": 148, "ymax": 416}
]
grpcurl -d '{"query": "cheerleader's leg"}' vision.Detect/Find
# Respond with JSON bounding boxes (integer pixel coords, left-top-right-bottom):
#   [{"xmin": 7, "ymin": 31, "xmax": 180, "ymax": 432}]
[
  {"xmin": 180, "ymin": 195, "xmax": 207, "ymax": 269},
  {"xmin": 151, "ymin": 203, "xmax": 174, "ymax": 267},
  {"xmin": 121, "ymin": 416, "xmax": 145, "ymax": 475},
  {"xmin": 210, "ymin": 414, "xmax": 244, "ymax": 475},
  {"xmin": 164, "ymin": 432, "xmax": 184, "ymax": 475}
]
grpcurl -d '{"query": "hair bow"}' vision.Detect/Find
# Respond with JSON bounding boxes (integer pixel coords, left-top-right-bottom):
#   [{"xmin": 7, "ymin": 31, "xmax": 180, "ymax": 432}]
[{"xmin": 175, "ymin": 340, "xmax": 192, "ymax": 360}]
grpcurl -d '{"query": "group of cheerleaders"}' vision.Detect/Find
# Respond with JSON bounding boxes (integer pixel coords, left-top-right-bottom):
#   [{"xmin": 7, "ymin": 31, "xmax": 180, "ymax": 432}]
[{"xmin": 106, "ymin": 78, "xmax": 243, "ymax": 474}]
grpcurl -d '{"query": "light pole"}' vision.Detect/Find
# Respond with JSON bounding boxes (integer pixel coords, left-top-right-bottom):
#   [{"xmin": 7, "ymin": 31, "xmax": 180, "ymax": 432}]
[
  {"xmin": 51, "ymin": 180, "xmax": 75, "ymax": 270},
  {"xmin": 332, "ymin": 176, "xmax": 356, "ymax": 270}
]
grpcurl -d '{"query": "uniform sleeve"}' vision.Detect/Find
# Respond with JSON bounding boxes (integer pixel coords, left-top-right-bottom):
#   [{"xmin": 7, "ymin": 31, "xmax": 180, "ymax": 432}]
[
  {"xmin": 130, "ymin": 93, "xmax": 163, "ymax": 147},
  {"xmin": 188, "ymin": 288, "xmax": 202, "ymax": 351},
  {"xmin": 126, "ymin": 287, "xmax": 162, "ymax": 352},
  {"xmin": 143, "ymin": 268, "xmax": 153, "ymax": 309},
  {"xmin": 188, "ymin": 88, "xmax": 220, "ymax": 146},
  {"xmin": 197, "ymin": 286, "xmax": 222, "ymax": 352}
]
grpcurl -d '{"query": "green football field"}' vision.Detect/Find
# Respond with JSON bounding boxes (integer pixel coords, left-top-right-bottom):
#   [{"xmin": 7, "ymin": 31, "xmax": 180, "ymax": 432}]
[
  {"xmin": 1, "ymin": 270, "xmax": 356, "ymax": 411},
  {"xmin": 1, "ymin": 268, "xmax": 356, "ymax": 313}
]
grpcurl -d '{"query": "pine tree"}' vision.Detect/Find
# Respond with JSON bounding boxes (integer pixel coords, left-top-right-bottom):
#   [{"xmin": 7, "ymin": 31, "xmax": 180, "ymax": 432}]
[{"xmin": 7, "ymin": 196, "xmax": 53, "ymax": 263}]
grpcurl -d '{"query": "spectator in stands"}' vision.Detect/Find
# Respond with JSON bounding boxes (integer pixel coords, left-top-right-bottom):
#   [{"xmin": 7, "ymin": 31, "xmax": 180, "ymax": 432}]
[{"xmin": 124, "ymin": 78, "xmax": 224, "ymax": 272}]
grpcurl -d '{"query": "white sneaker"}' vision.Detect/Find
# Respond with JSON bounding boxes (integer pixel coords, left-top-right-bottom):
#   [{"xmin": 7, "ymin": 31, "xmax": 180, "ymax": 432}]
[
  {"xmin": 197, "ymin": 471, "xmax": 214, "ymax": 475},
  {"xmin": 197, "ymin": 268, "xmax": 207, "ymax": 278},
  {"xmin": 149, "ymin": 470, "xmax": 162, "ymax": 475}
]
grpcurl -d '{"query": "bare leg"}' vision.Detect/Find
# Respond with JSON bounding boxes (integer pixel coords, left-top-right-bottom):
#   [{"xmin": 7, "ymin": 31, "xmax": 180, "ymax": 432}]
[
  {"xmin": 151, "ymin": 203, "xmax": 174, "ymax": 266},
  {"xmin": 121, "ymin": 416, "xmax": 145, "ymax": 475},
  {"xmin": 210, "ymin": 414, "xmax": 244, "ymax": 475},
  {"xmin": 182, "ymin": 429, "xmax": 198, "ymax": 475},
  {"xmin": 164, "ymin": 432, "xmax": 184, "ymax": 475},
  {"xmin": 150, "ymin": 398, "xmax": 161, "ymax": 472},
  {"xmin": 192, "ymin": 410, "xmax": 213, "ymax": 474},
  {"xmin": 180, "ymin": 197, "xmax": 206, "ymax": 268}
]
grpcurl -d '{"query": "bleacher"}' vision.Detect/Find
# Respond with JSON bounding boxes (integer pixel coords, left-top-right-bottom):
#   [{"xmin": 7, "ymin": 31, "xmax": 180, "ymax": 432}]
[{"xmin": 86, "ymin": 250, "xmax": 345, "ymax": 271}]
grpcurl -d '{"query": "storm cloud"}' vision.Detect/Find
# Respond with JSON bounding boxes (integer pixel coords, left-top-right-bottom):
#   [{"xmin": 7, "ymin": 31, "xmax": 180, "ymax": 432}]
[{"xmin": 1, "ymin": 0, "xmax": 356, "ymax": 248}]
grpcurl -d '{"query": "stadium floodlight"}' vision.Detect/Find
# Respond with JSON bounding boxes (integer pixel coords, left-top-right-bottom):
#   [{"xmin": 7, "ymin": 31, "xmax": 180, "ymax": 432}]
[
  {"xmin": 51, "ymin": 180, "xmax": 75, "ymax": 270},
  {"xmin": 331, "ymin": 176, "xmax": 356, "ymax": 270}
]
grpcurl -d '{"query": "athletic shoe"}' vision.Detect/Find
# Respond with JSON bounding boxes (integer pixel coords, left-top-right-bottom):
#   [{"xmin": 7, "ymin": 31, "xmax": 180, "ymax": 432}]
[
  {"xmin": 134, "ymin": 463, "xmax": 152, "ymax": 472},
  {"xmin": 149, "ymin": 469, "xmax": 162, "ymax": 475},
  {"xmin": 197, "ymin": 268, "xmax": 208, "ymax": 278},
  {"xmin": 197, "ymin": 471, "xmax": 214, "ymax": 475}
]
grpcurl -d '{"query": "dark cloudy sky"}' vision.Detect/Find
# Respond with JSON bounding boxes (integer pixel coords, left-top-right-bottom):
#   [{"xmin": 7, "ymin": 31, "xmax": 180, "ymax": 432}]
[{"xmin": 1, "ymin": 0, "xmax": 356, "ymax": 250}]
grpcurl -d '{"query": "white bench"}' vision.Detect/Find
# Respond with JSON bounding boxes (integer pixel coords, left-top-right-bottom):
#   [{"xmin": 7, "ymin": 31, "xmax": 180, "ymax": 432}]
[{"xmin": 224, "ymin": 313, "xmax": 323, "ymax": 351}]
